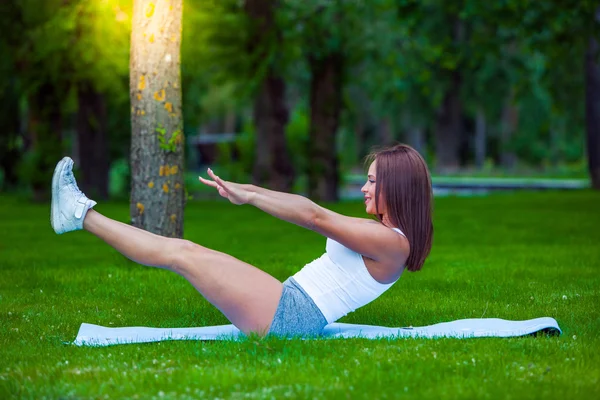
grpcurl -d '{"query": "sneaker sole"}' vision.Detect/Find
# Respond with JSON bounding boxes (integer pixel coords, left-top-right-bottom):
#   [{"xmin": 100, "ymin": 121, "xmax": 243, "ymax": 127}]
[{"xmin": 51, "ymin": 157, "xmax": 72, "ymax": 234}]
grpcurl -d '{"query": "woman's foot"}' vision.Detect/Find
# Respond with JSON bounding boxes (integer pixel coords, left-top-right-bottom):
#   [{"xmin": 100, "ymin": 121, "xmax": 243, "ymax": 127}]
[{"xmin": 51, "ymin": 157, "xmax": 97, "ymax": 234}]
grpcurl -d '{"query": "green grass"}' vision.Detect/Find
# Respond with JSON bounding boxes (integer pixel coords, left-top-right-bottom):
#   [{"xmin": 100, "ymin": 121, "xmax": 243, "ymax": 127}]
[{"xmin": 1, "ymin": 191, "xmax": 599, "ymax": 399}]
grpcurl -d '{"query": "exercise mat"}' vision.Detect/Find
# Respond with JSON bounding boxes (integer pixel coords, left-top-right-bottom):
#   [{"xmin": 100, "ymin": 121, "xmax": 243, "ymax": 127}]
[{"xmin": 73, "ymin": 317, "xmax": 561, "ymax": 346}]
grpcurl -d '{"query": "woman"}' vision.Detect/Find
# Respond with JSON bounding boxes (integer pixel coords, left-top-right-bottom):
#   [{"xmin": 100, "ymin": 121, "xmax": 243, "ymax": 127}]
[{"xmin": 51, "ymin": 144, "xmax": 433, "ymax": 337}]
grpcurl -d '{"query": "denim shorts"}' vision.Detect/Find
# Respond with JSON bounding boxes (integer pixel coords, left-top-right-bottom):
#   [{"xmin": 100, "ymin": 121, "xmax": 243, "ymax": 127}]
[{"xmin": 267, "ymin": 277, "xmax": 328, "ymax": 338}]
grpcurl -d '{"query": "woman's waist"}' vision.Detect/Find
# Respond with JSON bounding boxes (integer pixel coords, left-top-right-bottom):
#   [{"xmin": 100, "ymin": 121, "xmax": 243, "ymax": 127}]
[{"xmin": 292, "ymin": 254, "xmax": 389, "ymax": 322}]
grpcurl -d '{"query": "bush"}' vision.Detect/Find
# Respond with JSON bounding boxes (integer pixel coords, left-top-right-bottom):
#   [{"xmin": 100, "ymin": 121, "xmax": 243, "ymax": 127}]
[
  {"xmin": 108, "ymin": 158, "xmax": 131, "ymax": 200},
  {"xmin": 215, "ymin": 118, "xmax": 255, "ymax": 183}
]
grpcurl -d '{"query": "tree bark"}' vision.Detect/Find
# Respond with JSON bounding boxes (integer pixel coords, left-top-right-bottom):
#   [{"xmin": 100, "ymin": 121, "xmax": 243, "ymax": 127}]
[
  {"xmin": 130, "ymin": 0, "xmax": 185, "ymax": 237},
  {"xmin": 435, "ymin": 70, "xmax": 462, "ymax": 173},
  {"xmin": 585, "ymin": 6, "xmax": 600, "ymax": 189},
  {"xmin": 245, "ymin": 0, "xmax": 295, "ymax": 192},
  {"xmin": 475, "ymin": 108, "xmax": 486, "ymax": 169},
  {"xmin": 76, "ymin": 82, "xmax": 109, "ymax": 200},
  {"xmin": 307, "ymin": 52, "xmax": 343, "ymax": 202}
]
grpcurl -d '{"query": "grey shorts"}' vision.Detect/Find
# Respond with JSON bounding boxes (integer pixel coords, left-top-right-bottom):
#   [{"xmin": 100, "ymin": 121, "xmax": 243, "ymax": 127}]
[{"xmin": 267, "ymin": 277, "xmax": 328, "ymax": 338}]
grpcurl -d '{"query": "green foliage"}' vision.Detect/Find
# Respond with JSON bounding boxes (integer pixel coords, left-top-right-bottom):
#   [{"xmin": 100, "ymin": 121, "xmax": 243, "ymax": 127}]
[
  {"xmin": 17, "ymin": 140, "xmax": 62, "ymax": 197},
  {"xmin": 0, "ymin": 0, "xmax": 132, "ymax": 196},
  {"xmin": 16, "ymin": 0, "xmax": 131, "ymax": 102},
  {"xmin": 1, "ymin": 0, "xmax": 596, "ymax": 196},
  {"xmin": 182, "ymin": 0, "xmax": 266, "ymax": 105},
  {"xmin": 214, "ymin": 119, "xmax": 256, "ymax": 183},
  {"xmin": 108, "ymin": 158, "xmax": 131, "ymax": 200},
  {"xmin": 157, "ymin": 124, "xmax": 182, "ymax": 153},
  {"xmin": 285, "ymin": 103, "xmax": 310, "ymax": 182}
]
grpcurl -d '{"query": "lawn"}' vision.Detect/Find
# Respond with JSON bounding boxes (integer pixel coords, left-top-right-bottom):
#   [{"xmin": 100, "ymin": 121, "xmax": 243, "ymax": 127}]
[{"xmin": 1, "ymin": 191, "xmax": 599, "ymax": 399}]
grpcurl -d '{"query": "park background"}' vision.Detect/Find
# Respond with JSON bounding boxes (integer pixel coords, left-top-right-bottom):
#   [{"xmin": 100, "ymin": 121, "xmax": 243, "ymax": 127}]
[{"xmin": 1, "ymin": 0, "xmax": 599, "ymax": 399}]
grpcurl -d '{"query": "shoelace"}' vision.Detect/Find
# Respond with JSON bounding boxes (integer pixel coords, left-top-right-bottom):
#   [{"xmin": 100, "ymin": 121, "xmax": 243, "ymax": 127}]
[{"xmin": 65, "ymin": 167, "xmax": 85, "ymax": 199}]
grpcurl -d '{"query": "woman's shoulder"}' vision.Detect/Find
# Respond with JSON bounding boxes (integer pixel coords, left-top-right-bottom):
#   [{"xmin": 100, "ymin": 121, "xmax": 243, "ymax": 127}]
[{"xmin": 352, "ymin": 218, "xmax": 406, "ymax": 236}]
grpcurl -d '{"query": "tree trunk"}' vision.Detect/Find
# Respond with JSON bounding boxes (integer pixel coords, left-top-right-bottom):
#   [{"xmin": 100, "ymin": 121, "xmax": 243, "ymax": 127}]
[
  {"xmin": 435, "ymin": 18, "xmax": 464, "ymax": 173},
  {"xmin": 308, "ymin": 52, "xmax": 343, "ymax": 202},
  {"xmin": 244, "ymin": 0, "xmax": 295, "ymax": 192},
  {"xmin": 406, "ymin": 127, "xmax": 425, "ymax": 156},
  {"xmin": 379, "ymin": 117, "xmax": 394, "ymax": 146},
  {"xmin": 402, "ymin": 109, "xmax": 425, "ymax": 156},
  {"xmin": 252, "ymin": 72, "xmax": 295, "ymax": 191},
  {"xmin": 585, "ymin": 6, "xmax": 600, "ymax": 189},
  {"xmin": 130, "ymin": 0, "xmax": 185, "ymax": 237},
  {"xmin": 500, "ymin": 93, "xmax": 519, "ymax": 169},
  {"xmin": 224, "ymin": 109, "xmax": 237, "ymax": 133},
  {"xmin": 354, "ymin": 112, "xmax": 365, "ymax": 163},
  {"xmin": 475, "ymin": 108, "xmax": 486, "ymax": 169},
  {"xmin": 27, "ymin": 84, "xmax": 63, "ymax": 202},
  {"xmin": 76, "ymin": 82, "xmax": 109, "ymax": 200},
  {"xmin": 350, "ymin": 86, "xmax": 368, "ymax": 162},
  {"xmin": 435, "ymin": 70, "xmax": 462, "ymax": 173},
  {"xmin": 0, "ymin": 77, "xmax": 21, "ymax": 189},
  {"xmin": 549, "ymin": 117, "xmax": 564, "ymax": 169}
]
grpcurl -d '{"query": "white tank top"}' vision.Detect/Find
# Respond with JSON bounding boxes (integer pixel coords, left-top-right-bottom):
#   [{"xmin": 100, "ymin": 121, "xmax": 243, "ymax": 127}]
[{"xmin": 292, "ymin": 228, "xmax": 406, "ymax": 323}]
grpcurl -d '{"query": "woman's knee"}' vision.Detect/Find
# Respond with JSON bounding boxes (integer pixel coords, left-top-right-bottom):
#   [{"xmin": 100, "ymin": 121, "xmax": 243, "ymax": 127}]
[{"xmin": 169, "ymin": 239, "xmax": 207, "ymax": 272}]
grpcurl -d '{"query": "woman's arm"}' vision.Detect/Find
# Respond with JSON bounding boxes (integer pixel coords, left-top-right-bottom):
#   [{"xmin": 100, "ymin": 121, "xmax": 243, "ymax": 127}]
[
  {"xmin": 246, "ymin": 185, "xmax": 319, "ymax": 230},
  {"xmin": 248, "ymin": 185, "xmax": 407, "ymax": 263},
  {"xmin": 199, "ymin": 169, "xmax": 318, "ymax": 228},
  {"xmin": 200, "ymin": 169, "xmax": 408, "ymax": 264}
]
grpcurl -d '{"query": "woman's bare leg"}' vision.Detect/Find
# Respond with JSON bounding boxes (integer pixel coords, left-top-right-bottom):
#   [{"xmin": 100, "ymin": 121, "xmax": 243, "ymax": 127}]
[
  {"xmin": 50, "ymin": 157, "xmax": 281, "ymax": 335},
  {"xmin": 83, "ymin": 209, "xmax": 283, "ymax": 335}
]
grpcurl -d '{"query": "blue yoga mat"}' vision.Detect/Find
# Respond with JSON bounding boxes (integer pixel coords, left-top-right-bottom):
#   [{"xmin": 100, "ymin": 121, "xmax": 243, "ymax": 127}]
[{"xmin": 73, "ymin": 317, "xmax": 561, "ymax": 346}]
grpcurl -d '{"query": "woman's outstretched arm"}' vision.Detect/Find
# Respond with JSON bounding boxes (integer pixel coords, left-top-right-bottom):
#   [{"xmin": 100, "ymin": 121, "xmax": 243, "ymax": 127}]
[
  {"xmin": 246, "ymin": 184, "xmax": 320, "ymax": 229},
  {"xmin": 199, "ymin": 168, "xmax": 319, "ymax": 229},
  {"xmin": 199, "ymin": 169, "xmax": 408, "ymax": 264}
]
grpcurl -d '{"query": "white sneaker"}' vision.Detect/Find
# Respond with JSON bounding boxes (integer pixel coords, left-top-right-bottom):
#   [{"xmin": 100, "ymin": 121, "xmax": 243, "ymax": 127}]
[{"xmin": 51, "ymin": 157, "xmax": 97, "ymax": 234}]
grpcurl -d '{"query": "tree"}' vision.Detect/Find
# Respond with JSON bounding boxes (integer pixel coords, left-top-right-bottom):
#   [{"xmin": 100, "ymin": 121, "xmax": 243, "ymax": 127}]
[
  {"xmin": 10, "ymin": 0, "xmax": 70, "ymax": 201},
  {"xmin": 70, "ymin": 1, "xmax": 131, "ymax": 200},
  {"xmin": 244, "ymin": 0, "xmax": 295, "ymax": 192},
  {"xmin": 4, "ymin": 0, "xmax": 130, "ymax": 200},
  {"xmin": 434, "ymin": 16, "xmax": 465, "ymax": 172},
  {"xmin": 483, "ymin": 0, "xmax": 597, "ymax": 180},
  {"xmin": 288, "ymin": 0, "xmax": 382, "ymax": 200},
  {"xmin": 76, "ymin": 82, "xmax": 109, "ymax": 199},
  {"xmin": 307, "ymin": 49, "xmax": 343, "ymax": 201},
  {"xmin": 0, "ymin": 0, "xmax": 24, "ymax": 190},
  {"xmin": 182, "ymin": 0, "xmax": 296, "ymax": 191},
  {"xmin": 586, "ymin": 7, "xmax": 600, "ymax": 189},
  {"xmin": 303, "ymin": 3, "xmax": 345, "ymax": 201},
  {"xmin": 129, "ymin": 0, "xmax": 185, "ymax": 237},
  {"xmin": 392, "ymin": 1, "xmax": 470, "ymax": 172}
]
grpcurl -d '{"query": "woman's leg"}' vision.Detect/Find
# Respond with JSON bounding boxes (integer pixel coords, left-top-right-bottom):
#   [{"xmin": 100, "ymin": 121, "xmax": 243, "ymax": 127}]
[
  {"xmin": 51, "ymin": 157, "xmax": 283, "ymax": 335},
  {"xmin": 83, "ymin": 210, "xmax": 283, "ymax": 335}
]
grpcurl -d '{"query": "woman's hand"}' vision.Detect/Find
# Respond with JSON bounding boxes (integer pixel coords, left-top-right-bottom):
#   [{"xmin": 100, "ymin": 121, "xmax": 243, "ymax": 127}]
[{"xmin": 198, "ymin": 168, "xmax": 252, "ymax": 205}]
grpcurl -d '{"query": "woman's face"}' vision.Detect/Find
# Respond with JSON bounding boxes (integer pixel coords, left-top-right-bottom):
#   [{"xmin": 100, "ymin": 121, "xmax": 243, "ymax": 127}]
[{"xmin": 361, "ymin": 160, "xmax": 385, "ymax": 215}]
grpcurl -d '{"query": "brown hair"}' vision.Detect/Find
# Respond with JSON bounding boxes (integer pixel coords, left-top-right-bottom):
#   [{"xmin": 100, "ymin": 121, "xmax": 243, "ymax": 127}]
[{"xmin": 365, "ymin": 143, "xmax": 433, "ymax": 271}]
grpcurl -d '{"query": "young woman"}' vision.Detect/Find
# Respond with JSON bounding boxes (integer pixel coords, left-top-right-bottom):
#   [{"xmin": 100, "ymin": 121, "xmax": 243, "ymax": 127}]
[{"xmin": 51, "ymin": 144, "xmax": 433, "ymax": 337}]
